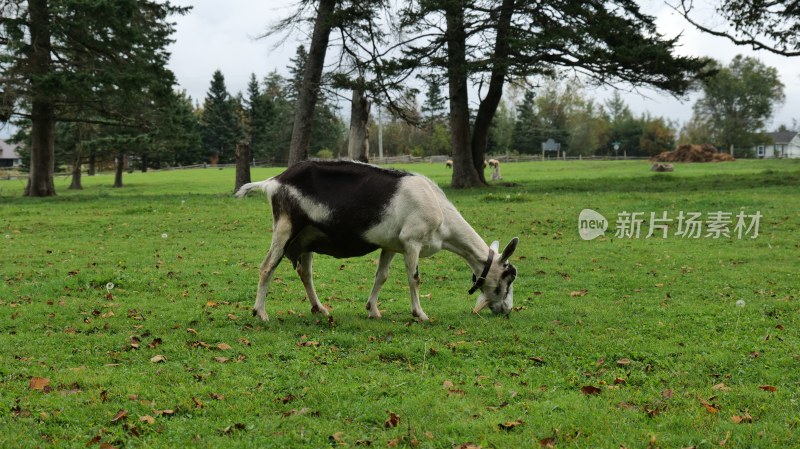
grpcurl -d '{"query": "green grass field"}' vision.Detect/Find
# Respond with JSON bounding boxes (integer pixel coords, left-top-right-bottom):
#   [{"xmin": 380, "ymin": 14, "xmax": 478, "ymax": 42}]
[{"xmin": 1, "ymin": 160, "xmax": 799, "ymax": 448}]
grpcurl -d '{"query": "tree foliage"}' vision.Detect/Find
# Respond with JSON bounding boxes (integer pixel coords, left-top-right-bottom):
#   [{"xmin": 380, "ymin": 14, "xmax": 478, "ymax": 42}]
[
  {"xmin": 690, "ymin": 55, "xmax": 785, "ymax": 151},
  {"xmin": 675, "ymin": 0, "xmax": 800, "ymax": 57},
  {"xmin": 390, "ymin": 0, "xmax": 710, "ymax": 187},
  {"xmin": 0, "ymin": 0, "xmax": 189, "ymax": 196},
  {"xmin": 200, "ymin": 70, "xmax": 242, "ymax": 164}
]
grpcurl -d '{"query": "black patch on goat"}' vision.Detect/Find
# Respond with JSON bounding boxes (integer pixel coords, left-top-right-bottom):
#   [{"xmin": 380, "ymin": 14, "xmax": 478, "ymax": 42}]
[{"xmin": 272, "ymin": 161, "xmax": 411, "ymax": 265}]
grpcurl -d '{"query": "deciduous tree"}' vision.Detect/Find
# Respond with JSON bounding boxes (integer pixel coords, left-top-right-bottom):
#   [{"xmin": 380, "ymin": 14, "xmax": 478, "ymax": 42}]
[{"xmin": 691, "ymin": 55, "xmax": 784, "ymax": 151}]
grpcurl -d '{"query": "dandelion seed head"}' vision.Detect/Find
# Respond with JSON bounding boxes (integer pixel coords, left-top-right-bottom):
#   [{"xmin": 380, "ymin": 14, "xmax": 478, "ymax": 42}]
[{"xmin": 735, "ymin": 299, "xmax": 746, "ymax": 308}]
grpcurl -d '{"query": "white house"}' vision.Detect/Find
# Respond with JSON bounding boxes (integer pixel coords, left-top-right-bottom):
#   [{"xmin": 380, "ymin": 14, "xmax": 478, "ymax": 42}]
[
  {"xmin": 754, "ymin": 131, "xmax": 800, "ymax": 159},
  {"xmin": 0, "ymin": 140, "xmax": 22, "ymax": 168}
]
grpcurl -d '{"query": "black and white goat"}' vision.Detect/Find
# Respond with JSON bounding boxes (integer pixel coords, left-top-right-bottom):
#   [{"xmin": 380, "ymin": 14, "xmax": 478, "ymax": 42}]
[{"xmin": 235, "ymin": 160, "xmax": 519, "ymax": 321}]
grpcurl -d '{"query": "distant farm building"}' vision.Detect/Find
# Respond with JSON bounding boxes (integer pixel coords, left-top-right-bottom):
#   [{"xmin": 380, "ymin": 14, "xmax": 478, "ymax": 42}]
[
  {"xmin": 754, "ymin": 131, "xmax": 800, "ymax": 159},
  {"xmin": 0, "ymin": 140, "xmax": 22, "ymax": 168}
]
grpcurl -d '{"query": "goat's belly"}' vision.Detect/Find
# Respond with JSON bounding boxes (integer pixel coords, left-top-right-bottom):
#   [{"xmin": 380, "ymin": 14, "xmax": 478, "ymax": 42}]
[{"xmin": 286, "ymin": 225, "xmax": 379, "ymax": 261}]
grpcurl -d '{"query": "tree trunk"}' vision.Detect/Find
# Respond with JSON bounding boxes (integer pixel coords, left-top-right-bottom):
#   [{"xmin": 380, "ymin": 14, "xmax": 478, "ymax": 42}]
[
  {"xmin": 234, "ymin": 142, "xmax": 252, "ymax": 193},
  {"xmin": 347, "ymin": 84, "xmax": 370, "ymax": 162},
  {"xmin": 470, "ymin": 0, "xmax": 515, "ymax": 184},
  {"xmin": 114, "ymin": 152, "xmax": 124, "ymax": 187},
  {"xmin": 69, "ymin": 142, "xmax": 83, "ymax": 190},
  {"xmin": 287, "ymin": 0, "xmax": 337, "ymax": 166},
  {"xmin": 25, "ymin": 0, "xmax": 57, "ymax": 197},
  {"xmin": 445, "ymin": 3, "xmax": 483, "ymax": 188},
  {"xmin": 141, "ymin": 153, "xmax": 148, "ymax": 173},
  {"xmin": 88, "ymin": 149, "xmax": 96, "ymax": 175}
]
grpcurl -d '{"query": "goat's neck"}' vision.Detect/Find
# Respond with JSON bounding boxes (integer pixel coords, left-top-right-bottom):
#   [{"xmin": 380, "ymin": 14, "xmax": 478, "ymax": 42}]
[{"xmin": 443, "ymin": 214, "xmax": 492, "ymax": 276}]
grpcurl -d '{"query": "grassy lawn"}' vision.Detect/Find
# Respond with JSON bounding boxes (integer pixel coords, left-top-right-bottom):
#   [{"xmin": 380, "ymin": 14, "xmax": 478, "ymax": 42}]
[{"xmin": 1, "ymin": 159, "xmax": 799, "ymax": 448}]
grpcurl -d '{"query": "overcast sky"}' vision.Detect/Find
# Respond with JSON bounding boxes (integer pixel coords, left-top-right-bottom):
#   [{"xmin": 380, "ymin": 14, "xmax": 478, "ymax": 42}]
[{"xmin": 1, "ymin": 1, "xmax": 795, "ymax": 140}]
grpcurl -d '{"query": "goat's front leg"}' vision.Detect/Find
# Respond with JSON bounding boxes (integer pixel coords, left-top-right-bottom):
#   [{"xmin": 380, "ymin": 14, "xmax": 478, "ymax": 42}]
[
  {"xmin": 253, "ymin": 218, "xmax": 291, "ymax": 321},
  {"xmin": 403, "ymin": 249, "xmax": 428, "ymax": 321},
  {"xmin": 365, "ymin": 250, "xmax": 395, "ymax": 318},
  {"xmin": 296, "ymin": 252, "xmax": 328, "ymax": 316}
]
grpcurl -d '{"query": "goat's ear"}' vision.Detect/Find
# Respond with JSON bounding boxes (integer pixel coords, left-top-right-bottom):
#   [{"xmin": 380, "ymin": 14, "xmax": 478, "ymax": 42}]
[
  {"xmin": 500, "ymin": 237, "xmax": 519, "ymax": 263},
  {"xmin": 490, "ymin": 240, "xmax": 500, "ymax": 253}
]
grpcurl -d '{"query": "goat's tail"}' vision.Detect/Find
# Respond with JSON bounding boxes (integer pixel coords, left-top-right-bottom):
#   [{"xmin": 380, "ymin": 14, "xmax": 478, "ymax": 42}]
[{"xmin": 235, "ymin": 178, "xmax": 274, "ymax": 199}]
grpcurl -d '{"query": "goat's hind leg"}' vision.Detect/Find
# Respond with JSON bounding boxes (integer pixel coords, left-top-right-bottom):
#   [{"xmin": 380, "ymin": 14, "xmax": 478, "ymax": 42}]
[
  {"xmin": 252, "ymin": 218, "xmax": 291, "ymax": 321},
  {"xmin": 365, "ymin": 250, "xmax": 395, "ymax": 318},
  {"xmin": 297, "ymin": 252, "xmax": 328, "ymax": 316},
  {"xmin": 403, "ymin": 248, "xmax": 429, "ymax": 321}
]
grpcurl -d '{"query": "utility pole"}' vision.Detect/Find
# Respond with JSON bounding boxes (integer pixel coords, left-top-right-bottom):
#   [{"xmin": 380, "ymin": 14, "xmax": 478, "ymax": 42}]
[{"xmin": 378, "ymin": 105, "xmax": 384, "ymax": 160}]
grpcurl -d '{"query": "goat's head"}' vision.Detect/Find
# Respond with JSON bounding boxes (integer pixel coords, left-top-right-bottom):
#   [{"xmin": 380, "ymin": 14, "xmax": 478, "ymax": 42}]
[{"xmin": 471, "ymin": 237, "xmax": 519, "ymax": 315}]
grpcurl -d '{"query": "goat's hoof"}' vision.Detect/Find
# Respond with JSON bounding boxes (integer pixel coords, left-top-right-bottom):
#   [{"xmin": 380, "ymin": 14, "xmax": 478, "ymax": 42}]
[
  {"xmin": 412, "ymin": 310, "xmax": 429, "ymax": 322},
  {"xmin": 252, "ymin": 309, "xmax": 269, "ymax": 322},
  {"xmin": 367, "ymin": 311, "xmax": 382, "ymax": 319},
  {"xmin": 311, "ymin": 304, "xmax": 330, "ymax": 316}
]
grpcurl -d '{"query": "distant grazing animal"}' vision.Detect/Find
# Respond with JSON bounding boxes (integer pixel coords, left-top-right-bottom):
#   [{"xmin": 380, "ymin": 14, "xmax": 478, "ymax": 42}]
[
  {"xmin": 488, "ymin": 159, "xmax": 501, "ymax": 180},
  {"xmin": 445, "ymin": 159, "xmax": 453, "ymax": 168},
  {"xmin": 235, "ymin": 160, "xmax": 519, "ymax": 321},
  {"xmin": 651, "ymin": 163, "xmax": 674, "ymax": 172}
]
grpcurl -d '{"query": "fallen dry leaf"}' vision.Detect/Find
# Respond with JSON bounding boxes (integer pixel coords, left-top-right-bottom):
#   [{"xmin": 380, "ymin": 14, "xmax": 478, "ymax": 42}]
[
  {"xmin": 216, "ymin": 343, "xmax": 232, "ymax": 351},
  {"xmin": 276, "ymin": 393, "xmax": 296, "ymax": 404},
  {"xmin": 384, "ymin": 411, "xmax": 400, "ymax": 428},
  {"xmin": 443, "ymin": 380, "xmax": 454, "ymax": 389},
  {"xmin": 150, "ymin": 355, "xmax": 166, "ymax": 363},
  {"xmin": 539, "ymin": 436, "xmax": 557, "ymax": 448},
  {"xmin": 193, "ymin": 397, "xmax": 204, "ymax": 408},
  {"xmin": 570, "ymin": 289, "xmax": 588, "ymax": 297},
  {"xmin": 29, "ymin": 377, "xmax": 50, "ymax": 391},
  {"xmin": 454, "ymin": 443, "xmax": 481, "ymax": 449},
  {"xmin": 139, "ymin": 415, "xmax": 155, "ymax": 425},
  {"xmin": 281, "ymin": 407, "xmax": 312, "ymax": 417},
  {"xmin": 731, "ymin": 412, "xmax": 754, "ymax": 424},
  {"xmin": 214, "ymin": 356, "xmax": 229, "ymax": 363},
  {"xmin": 580, "ymin": 385, "xmax": 602, "ymax": 395},
  {"xmin": 111, "ymin": 409, "xmax": 128, "ymax": 422},
  {"xmin": 759, "ymin": 385, "xmax": 777, "ymax": 393},
  {"xmin": 616, "ymin": 358, "xmax": 631, "ymax": 366},
  {"xmin": 329, "ymin": 431, "xmax": 347, "ymax": 445},
  {"xmin": 296, "ymin": 341, "xmax": 320, "ymax": 347},
  {"xmin": 498, "ymin": 419, "xmax": 524, "ymax": 431},
  {"xmin": 700, "ymin": 399, "xmax": 719, "ymax": 414},
  {"xmin": 220, "ymin": 423, "xmax": 246, "ymax": 435}
]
